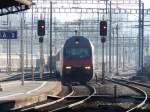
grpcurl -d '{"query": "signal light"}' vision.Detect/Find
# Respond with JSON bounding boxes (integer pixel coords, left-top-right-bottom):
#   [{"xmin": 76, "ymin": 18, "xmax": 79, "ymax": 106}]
[
  {"xmin": 38, "ymin": 20, "xmax": 45, "ymax": 36},
  {"xmin": 101, "ymin": 37, "xmax": 106, "ymax": 43},
  {"xmin": 100, "ymin": 21, "xmax": 107, "ymax": 36},
  {"xmin": 39, "ymin": 37, "xmax": 43, "ymax": 43}
]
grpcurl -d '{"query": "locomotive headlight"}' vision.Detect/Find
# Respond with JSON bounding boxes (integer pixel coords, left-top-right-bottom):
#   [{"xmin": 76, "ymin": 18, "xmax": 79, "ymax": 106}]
[
  {"xmin": 75, "ymin": 41, "xmax": 79, "ymax": 44},
  {"xmin": 65, "ymin": 66, "xmax": 72, "ymax": 69},
  {"xmin": 85, "ymin": 66, "xmax": 91, "ymax": 70}
]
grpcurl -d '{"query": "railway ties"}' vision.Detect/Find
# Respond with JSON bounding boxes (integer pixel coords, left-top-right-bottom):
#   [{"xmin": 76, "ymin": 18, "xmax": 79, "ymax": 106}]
[
  {"xmin": 10, "ymin": 76, "xmax": 150, "ymax": 111},
  {"xmin": 111, "ymin": 77, "xmax": 150, "ymax": 100},
  {"xmin": 106, "ymin": 77, "xmax": 148, "ymax": 112},
  {"xmin": 19, "ymin": 83, "xmax": 96, "ymax": 112},
  {"xmin": 113, "ymin": 78, "xmax": 150, "ymax": 110}
]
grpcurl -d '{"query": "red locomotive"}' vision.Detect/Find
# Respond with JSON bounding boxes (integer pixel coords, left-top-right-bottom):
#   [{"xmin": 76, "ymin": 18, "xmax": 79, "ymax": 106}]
[{"xmin": 56, "ymin": 36, "xmax": 94, "ymax": 84}]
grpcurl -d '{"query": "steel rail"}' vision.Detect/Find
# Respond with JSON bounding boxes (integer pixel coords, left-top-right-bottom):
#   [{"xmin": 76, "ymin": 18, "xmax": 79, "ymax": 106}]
[
  {"xmin": 20, "ymin": 84, "xmax": 74, "ymax": 112},
  {"xmin": 68, "ymin": 84, "xmax": 96, "ymax": 108},
  {"xmin": 0, "ymin": 72, "xmax": 56, "ymax": 81},
  {"xmin": 0, "ymin": 73, "xmax": 20, "ymax": 81},
  {"xmin": 50, "ymin": 84, "xmax": 96, "ymax": 112},
  {"xmin": 107, "ymin": 78, "xmax": 147, "ymax": 112},
  {"xmin": 116, "ymin": 77, "xmax": 150, "ymax": 88},
  {"xmin": 126, "ymin": 86, "xmax": 147, "ymax": 112}
]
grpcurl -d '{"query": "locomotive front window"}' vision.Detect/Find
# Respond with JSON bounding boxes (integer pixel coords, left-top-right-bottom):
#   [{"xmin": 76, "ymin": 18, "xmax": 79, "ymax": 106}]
[{"xmin": 64, "ymin": 48, "xmax": 91, "ymax": 59}]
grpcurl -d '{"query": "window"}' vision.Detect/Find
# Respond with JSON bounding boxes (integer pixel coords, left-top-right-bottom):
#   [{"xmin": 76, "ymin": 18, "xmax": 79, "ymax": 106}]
[{"xmin": 64, "ymin": 48, "xmax": 91, "ymax": 59}]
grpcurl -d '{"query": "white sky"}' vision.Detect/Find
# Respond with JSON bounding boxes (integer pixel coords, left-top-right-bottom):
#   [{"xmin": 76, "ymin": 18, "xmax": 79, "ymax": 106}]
[
  {"xmin": 143, "ymin": 0, "xmax": 150, "ymax": 8},
  {"xmin": 29, "ymin": 0, "xmax": 150, "ymax": 22}
]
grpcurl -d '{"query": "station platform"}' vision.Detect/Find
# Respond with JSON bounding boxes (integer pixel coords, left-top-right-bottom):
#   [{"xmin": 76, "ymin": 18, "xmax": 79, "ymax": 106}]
[
  {"xmin": 0, "ymin": 72, "xmax": 19, "ymax": 80},
  {"xmin": 0, "ymin": 80, "xmax": 61, "ymax": 111},
  {"xmin": 0, "ymin": 72, "xmax": 11, "ymax": 78}
]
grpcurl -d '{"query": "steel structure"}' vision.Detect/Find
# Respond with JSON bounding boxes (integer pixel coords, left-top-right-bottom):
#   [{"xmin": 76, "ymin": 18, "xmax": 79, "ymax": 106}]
[
  {"xmin": 0, "ymin": 0, "xmax": 149, "ymax": 76},
  {"xmin": 0, "ymin": 0, "xmax": 32, "ymax": 16}
]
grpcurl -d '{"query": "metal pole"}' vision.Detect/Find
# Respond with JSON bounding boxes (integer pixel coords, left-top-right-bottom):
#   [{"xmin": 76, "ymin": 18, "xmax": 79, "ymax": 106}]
[
  {"xmin": 102, "ymin": 42, "xmax": 105, "ymax": 84},
  {"xmin": 106, "ymin": 42, "xmax": 108, "ymax": 72},
  {"xmin": 7, "ymin": 39, "xmax": 8, "ymax": 74},
  {"xmin": 8, "ymin": 38, "xmax": 11, "ymax": 74},
  {"xmin": 25, "ymin": 29, "xmax": 28, "ymax": 69},
  {"xmin": 123, "ymin": 35, "xmax": 125, "ymax": 71},
  {"xmin": 8, "ymin": 16, "xmax": 11, "ymax": 75},
  {"xmin": 112, "ymin": 29, "xmax": 115, "ymax": 70},
  {"xmin": 116, "ymin": 24, "xmax": 119, "ymax": 75},
  {"xmin": 128, "ymin": 39, "xmax": 130, "ymax": 64},
  {"xmin": 31, "ymin": 5, "xmax": 34, "ymax": 80},
  {"xmin": 40, "ymin": 39, "xmax": 44, "ymax": 79},
  {"xmin": 21, "ymin": 12, "xmax": 24, "ymax": 85},
  {"xmin": 106, "ymin": 0, "xmax": 108, "ymax": 14},
  {"xmin": 141, "ymin": 3, "xmax": 144, "ymax": 73},
  {"xmin": 114, "ymin": 85, "xmax": 117, "ymax": 102},
  {"xmin": 97, "ymin": 12, "xmax": 100, "ymax": 71},
  {"xmin": 105, "ymin": 0, "xmax": 108, "ymax": 73},
  {"xmin": 50, "ymin": 2, "xmax": 53, "ymax": 75},
  {"xmin": 109, "ymin": 1, "xmax": 112, "ymax": 73},
  {"xmin": 6, "ymin": 15, "xmax": 9, "ymax": 74},
  {"xmin": 138, "ymin": 0, "xmax": 141, "ymax": 69},
  {"xmin": 148, "ymin": 35, "xmax": 150, "ymax": 55}
]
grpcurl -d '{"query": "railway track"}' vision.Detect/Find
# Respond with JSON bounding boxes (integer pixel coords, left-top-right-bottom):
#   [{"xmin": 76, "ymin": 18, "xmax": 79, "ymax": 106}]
[
  {"xmin": 11, "ymin": 84, "xmax": 73, "ymax": 112},
  {"xmin": 17, "ymin": 84, "xmax": 96, "ymax": 112},
  {"xmin": 2, "ymin": 72, "xmax": 149, "ymax": 111},
  {"xmin": 106, "ymin": 77, "xmax": 148, "ymax": 112},
  {"xmin": 0, "ymin": 72, "xmax": 58, "ymax": 82},
  {"xmin": 112, "ymin": 77, "xmax": 150, "ymax": 96}
]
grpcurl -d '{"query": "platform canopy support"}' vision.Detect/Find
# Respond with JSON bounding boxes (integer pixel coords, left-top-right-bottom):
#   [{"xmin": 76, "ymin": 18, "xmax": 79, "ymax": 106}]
[{"xmin": 0, "ymin": 0, "xmax": 32, "ymax": 16}]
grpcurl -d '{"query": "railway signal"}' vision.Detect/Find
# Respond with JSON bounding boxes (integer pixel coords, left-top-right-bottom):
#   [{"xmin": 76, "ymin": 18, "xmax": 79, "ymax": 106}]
[
  {"xmin": 38, "ymin": 20, "xmax": 45, "ymax": 36},
  {"xmin": 39, "ymin": 36, "xmax": 43, "ymax": 43},
  {"xmin": 37, "ymin": 20, "xmax": 45, "ymax": 80},
  {"xmin": 101, "ymin": 37, "xmax": 106, "ymax": 43},
  {"xmin": 100, "ymin": 20, "xmax": 107, "ymax": 84},
  {"xmin": 100, "ymin": 20, "xmax": 107, "ymax": 37}
]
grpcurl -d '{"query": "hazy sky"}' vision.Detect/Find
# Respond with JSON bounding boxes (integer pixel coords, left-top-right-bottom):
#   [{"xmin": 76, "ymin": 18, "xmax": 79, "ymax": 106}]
[{"xmin": 143, "ymin": 0, "xmax": 150, "ymax": 8}]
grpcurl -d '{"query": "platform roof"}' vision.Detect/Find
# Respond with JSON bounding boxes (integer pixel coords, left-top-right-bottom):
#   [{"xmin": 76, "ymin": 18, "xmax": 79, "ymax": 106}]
[{"xmin": 0, "ymin": 0, "xmax": 32, "ymax": 16}]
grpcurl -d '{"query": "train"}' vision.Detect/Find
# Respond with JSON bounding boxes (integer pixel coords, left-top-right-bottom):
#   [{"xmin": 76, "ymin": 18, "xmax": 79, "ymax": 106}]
[{"xmin": 55, "ymin": 36, "xmax": 94, "ymax": 84}]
